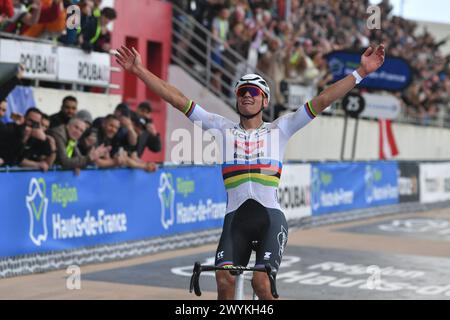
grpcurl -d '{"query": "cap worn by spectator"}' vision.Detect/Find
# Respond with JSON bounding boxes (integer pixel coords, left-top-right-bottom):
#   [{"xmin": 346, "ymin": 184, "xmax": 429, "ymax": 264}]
[{"xmin": 77, "ymin": 109, "xmax": 93, "ymax": 126}]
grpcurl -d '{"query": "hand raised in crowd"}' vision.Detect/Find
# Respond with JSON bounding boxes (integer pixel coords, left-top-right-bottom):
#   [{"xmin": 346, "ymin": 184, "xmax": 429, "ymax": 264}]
[
  {"xmin": 146, "ymin": 122, "xmax": 157, "ymax": 136},
  {"xmin": 11, "ymin": 113, "xmax": 25, "ymax": 125},
  {"xmin": 38, "ymin": 161, "xmax": 49, "ymax": 172},
  {"xmin": 96, "ymin": 144, "xmax": 111, "ymax": 159},
  {"xmin": 145, "ymin": 162, "xmax": 158, "ymax": 172},
  {"xmin": 17, "ymin": 64, "xmax": 25, "ymax": 80},
  {"xmin": 47, "ymin": 135, "xmax": 57, "ymax": 152},
  {"xmin": 31, "ymin": 126, "xmax": 47, "ymax": 141},
  {"xmin": 119, "ymin": 115, "xmax": 133, "ymax": 130},
  {"xmin": 114, "ymin": 152, "xmax": 127, "ymax": 167},
  {"xmin": 30, "ymin": 0, "xmax": 41, "ymax": 10},
  {"xmin": 89, "ymin": 144, "xmax": 111, "ymax": 162}
]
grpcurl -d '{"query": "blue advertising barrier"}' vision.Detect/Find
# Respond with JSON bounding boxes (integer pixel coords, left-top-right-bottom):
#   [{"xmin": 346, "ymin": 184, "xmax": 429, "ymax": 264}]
[
  {"xmin": 326, "ymin": 51, "xmax": 412, "ymax": 91},
  {"xmin": 311, "ymin": 162, "xmax": 398, "ymax": 216},
  {"xmin": 0, "ymin": 166, "xmax": 227, "ymax": 258},
  {"xmin": 0, "ymin": 161, "xmax": 401, "ymax": 258}
]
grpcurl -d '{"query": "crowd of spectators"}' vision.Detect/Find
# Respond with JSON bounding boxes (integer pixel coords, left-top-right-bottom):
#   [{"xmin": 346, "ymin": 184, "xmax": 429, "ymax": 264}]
[
  {"xmin": 0, "ymin": 68, "xmax": 162, "ymax": 172},
  {"xmin": 0, "ymin": 0, "xmax": 116, "ymax": 53},
  {"xmin": 172, "ymin": 0, "xmax": 450, "ymax": 124}
]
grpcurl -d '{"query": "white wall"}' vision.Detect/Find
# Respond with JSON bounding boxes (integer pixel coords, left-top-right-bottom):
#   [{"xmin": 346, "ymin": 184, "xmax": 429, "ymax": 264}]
[
  {"xmin": 284, "ymin": 116, "xmax": 450, "ymax": 161},
  {"xmin": 32, "ymin": 87, "xmax": 122, "ymax": 119},
  {"xmin": 167, "ymin": 65, "xmax": 450, "ymax": 162}
]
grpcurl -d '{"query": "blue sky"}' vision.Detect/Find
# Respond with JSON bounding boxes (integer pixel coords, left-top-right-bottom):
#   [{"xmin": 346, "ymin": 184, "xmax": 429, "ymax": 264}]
[{"xmin": 370, "ymin": 0, "xmax": 450, "ymax": 24}]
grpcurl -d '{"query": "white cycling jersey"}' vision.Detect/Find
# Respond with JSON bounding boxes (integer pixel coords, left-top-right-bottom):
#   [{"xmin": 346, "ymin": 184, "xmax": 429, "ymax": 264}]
[{"xmin": 183, "ymin": 100, "xmax": 317, "ymax": 213}]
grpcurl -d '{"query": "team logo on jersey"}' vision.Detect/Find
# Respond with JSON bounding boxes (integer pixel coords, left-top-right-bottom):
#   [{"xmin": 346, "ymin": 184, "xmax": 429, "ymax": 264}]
[
  {"xmin": 235, "ymin": 140, "xmax": 264, "ymax": 154},
  {"xmin": 277, "ymin": 226, "xmax": 288, "ymax": 257},
  {"xmin": 264, "ymin": 252, "xmax": 272, "ymax": 260},
  {"xmin": 217, "ymin": 251, "xmax": 224, "ymax": 260}
]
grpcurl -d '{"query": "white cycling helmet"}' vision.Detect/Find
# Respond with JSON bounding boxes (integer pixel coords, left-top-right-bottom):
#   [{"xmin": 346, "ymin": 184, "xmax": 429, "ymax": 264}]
[{"xmin": 234, "ymin": 74, "xmax": 271, "ymax": 103}]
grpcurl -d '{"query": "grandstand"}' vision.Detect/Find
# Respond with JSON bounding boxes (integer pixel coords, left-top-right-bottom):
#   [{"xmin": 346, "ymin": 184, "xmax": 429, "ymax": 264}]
[{"xmin": 1, "ymin": 0, "xmax": 450, "ymax": 303}]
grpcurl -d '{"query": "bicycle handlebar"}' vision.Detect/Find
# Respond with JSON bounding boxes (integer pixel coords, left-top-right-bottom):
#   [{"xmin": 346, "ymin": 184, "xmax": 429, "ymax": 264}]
[{"xmin": 189, "ymin": 262, "xmax": 279, "ymax": 299}]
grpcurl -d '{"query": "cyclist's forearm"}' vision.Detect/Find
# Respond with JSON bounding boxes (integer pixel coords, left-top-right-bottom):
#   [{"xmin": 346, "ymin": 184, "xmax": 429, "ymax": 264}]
[
  {"xmin": 311, "ymin": 66, "xmax": 367, "ymax": 114},
  {"xmin": 134, "ymin": 65, "xmax": 188, "ymax": 112}
]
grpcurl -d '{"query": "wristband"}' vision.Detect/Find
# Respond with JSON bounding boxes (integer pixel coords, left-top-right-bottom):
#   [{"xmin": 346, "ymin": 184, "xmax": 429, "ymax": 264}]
[{"xmin": 352, "ymin": 70, "xmax": 364, "ymax": 84}]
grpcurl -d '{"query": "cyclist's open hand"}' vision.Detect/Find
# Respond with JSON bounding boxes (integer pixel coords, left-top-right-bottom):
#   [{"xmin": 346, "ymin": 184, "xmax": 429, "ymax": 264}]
[
  {"xmin": 359, "ymin": 44, "xmax": 385, "ymax": 77},
  {"xmin": 115, "ymin": 46, "xmax": 143, "ymax": 74}
]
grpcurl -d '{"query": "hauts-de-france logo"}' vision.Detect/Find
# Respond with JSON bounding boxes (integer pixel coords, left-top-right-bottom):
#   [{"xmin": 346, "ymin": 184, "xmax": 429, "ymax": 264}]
[
  {"xmin": 158, "ymin": 172, "xmax": 175, "ymax": 230},
  {"xmin": 365, "ymin": 165, "xmax": 382, "ymax": 204},
  {"xmin": 311, "ymin": 167, "xmax": 333, "ymax": 210},
  {"xmin": 26, "ymin": 178, "xmax": 49, "ymax": 246},
  {"xmin": 329, "ymin": 58, "xmax": 344, "ymax": 76}
]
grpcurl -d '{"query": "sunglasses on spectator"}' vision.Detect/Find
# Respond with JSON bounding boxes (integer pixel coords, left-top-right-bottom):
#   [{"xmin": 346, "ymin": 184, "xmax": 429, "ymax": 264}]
[{"xmin": 236, "ymin": 86, "xmax": 264, "ymax": 98}]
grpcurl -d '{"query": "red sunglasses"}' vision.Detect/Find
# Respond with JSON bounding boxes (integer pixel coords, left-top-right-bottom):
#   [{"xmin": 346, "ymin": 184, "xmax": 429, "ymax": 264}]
[{"xmin": 236, "ymin": 86, "xmax": 263, "ymax": 98}]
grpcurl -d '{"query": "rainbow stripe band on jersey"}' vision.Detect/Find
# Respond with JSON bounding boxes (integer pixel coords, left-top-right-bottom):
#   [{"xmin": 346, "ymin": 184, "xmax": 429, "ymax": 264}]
[
  {"xmin": 183, "ymin": 100, "xmax": 196, "ymax": 117},
  {"xmin": 222, "ymin": 160, "xmax": 283, "ymax": 190},
  {"xmin": 305, "ymin": 100, "xmax": 318, "ymax": 119},
  {"xmin": 217, "ymin": 262, "xmax": 234, "ymax": 267}
]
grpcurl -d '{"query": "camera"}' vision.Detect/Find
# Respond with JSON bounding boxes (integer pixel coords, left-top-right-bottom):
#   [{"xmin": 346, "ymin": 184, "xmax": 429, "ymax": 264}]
[{"xmin": 26, "ymin": 120, "xmax": 40, "ymax": 129}]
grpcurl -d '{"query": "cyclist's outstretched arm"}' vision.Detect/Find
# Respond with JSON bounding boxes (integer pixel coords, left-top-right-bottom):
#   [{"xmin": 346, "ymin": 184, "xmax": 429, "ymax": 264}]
[
  {"xmin": 310, "ymin": 44, "xmax": 385, "ymax": 115},
  {"xmin": 115, "ymin": 46, "xmax": 233, "ymax": 130},
  {"xmin": 115, "ymin": 46, "xmax": 189, "ymax": 112},
  {"xmin": 275, "ymin": 44, "xmax": 385, "ymax": 138}
]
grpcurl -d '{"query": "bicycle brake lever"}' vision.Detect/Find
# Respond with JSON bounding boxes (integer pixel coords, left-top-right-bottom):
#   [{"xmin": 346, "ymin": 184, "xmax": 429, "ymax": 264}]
[
  {"xmin": 265, "ymin": 264, "xmax": 279, "ymax": 299},
  {"xmin": 190, "ymin": 262, "xmax": 202, "ymax": 296}
]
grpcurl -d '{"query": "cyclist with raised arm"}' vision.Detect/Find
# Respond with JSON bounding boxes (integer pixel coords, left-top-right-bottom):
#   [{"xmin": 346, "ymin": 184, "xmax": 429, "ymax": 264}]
[{"xmin": 115, "ymin": 44, "xmax": 385, "ymax": 300}]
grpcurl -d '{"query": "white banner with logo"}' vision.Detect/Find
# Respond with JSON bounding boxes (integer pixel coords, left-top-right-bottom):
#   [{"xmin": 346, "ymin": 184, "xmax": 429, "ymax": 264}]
[
  {"xmin": 278, "ymin": 164, "xmax": 312, "ymax": 220},
  {"xmin": 0, "ymin": 38, "xmax": 111, "ymax": 86},
  {"xmin": 420, "ymin": 162, "xmax": 450, "ymax": 203},
  {"xmin": 287, "ymin": 84, "xmax": 317, "ymax": 110},
  {"xmin": 57, "ymin": 47, "xmax": 110, "ymax": 87},
  {"xmin": 361, "ymin": 92, "xmax": 401, "ymax": 120},
  {"xmin": 0, "ymin": 39, "xmax": 58, "ymax": 81}
]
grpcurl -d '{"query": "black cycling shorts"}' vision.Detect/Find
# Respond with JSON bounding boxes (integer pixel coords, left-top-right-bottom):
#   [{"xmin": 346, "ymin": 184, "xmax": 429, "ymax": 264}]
[{"xmin": 215, "ymin": 199, "xmax": 288, "ymax": 272}]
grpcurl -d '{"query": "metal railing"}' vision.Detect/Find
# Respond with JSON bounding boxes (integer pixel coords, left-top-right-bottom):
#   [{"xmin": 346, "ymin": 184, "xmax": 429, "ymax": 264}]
[
  {"xmin": 170, "ymin": 4, "xmax": 276, "ymax": 121},
  {"xmin": 396, "ymin": 104, "xmax": 450, "ymax": 129}
]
